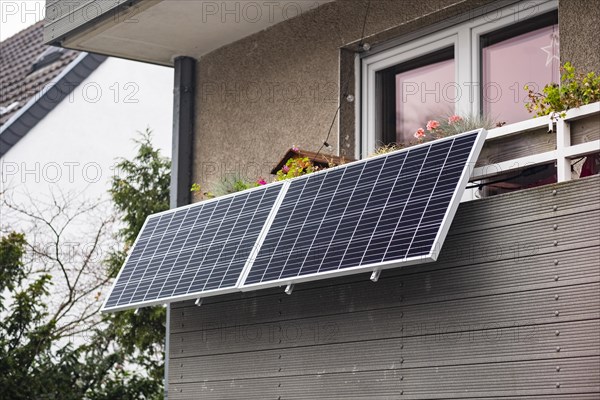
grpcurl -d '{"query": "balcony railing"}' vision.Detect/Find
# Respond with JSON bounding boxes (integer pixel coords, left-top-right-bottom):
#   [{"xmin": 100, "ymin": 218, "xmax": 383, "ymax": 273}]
[{"xmin": 465, "ymin": 102, "xmax": 600, "ymax": 200}]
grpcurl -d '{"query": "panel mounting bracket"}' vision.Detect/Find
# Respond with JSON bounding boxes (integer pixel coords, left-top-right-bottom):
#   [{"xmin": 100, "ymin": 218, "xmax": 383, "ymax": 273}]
[
  {"xmin": 370, "ymin": 269, "xmax": 381, "ymax": 282},
  {"xmin": 195, "ymin": 298, "xmax": 203, "ymax": 307},
  {"xmin": 134, "ymin": 308, "xmax": 140, "ymax": 315},
  {"xmin": 284, "ymin": 284, "xmax": 294, "ymax": 295}
]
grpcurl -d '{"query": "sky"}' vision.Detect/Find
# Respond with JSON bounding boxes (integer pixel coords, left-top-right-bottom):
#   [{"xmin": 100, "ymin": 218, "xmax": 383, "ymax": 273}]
[{"xmin": 0, "ymin": 0, "xmax": 45, "ymax": 41}]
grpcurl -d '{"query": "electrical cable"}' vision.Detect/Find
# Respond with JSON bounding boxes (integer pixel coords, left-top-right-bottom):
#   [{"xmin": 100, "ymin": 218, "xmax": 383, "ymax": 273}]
[{"xmin": 314, "ymin": 0, "xmax": 371, "ymax": 161}]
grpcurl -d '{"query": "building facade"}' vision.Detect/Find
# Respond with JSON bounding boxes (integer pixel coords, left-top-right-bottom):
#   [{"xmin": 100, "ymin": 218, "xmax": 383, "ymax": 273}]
[{"xmin": 46, "ymin": 0, "xmax": 600, "ymax": 398}]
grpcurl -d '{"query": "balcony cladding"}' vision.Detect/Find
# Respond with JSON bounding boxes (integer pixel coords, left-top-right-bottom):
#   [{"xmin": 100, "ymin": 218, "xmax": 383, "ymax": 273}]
[{"xmin": 167, "ymin": 176, "xmax": 600, "ymax": 399}]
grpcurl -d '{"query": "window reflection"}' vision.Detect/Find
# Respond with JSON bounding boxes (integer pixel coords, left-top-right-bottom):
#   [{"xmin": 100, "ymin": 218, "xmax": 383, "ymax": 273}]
[
  {"xmin": 395, "ymin": 58, "xmax": 455, "ymax": 143},
  {"xmin": 482, "ymin": 24, "xmax": 560, "ymax": 124},
  {"xmin": 376, "ymin": 47, "xmax": 455, "ymax": 146}
]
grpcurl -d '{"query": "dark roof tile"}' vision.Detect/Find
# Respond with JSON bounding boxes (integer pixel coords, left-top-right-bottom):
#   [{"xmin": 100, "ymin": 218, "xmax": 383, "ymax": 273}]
[{"xmin": 0, "ymin": 21, "xmax": 80, "ymax": 125}]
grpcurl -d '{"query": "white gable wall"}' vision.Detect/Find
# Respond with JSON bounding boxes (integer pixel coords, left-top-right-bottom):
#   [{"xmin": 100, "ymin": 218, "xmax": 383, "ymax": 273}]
[{"xmin": 1, "ymin": 57, "xmax": 173, "ymax": 201}]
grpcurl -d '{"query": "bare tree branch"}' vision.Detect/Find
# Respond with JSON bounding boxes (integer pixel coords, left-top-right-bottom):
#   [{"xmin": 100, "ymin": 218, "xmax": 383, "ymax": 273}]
[{"xmin": 1, "ymin": 188, "xmax": 118, "ymax": 342}]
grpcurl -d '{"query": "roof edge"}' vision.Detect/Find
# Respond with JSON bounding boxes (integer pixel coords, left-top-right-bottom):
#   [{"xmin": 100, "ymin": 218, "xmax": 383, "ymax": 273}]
[{"xmin": 0, "ymin": 52, "xmax": 107, "ymax": 158}]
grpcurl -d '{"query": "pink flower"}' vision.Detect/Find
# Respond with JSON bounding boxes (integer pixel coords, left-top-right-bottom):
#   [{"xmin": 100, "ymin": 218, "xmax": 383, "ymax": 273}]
[
  {"xmin": 291, "ymin": 145, "xmax": 299, "ymax": 152},
  {"xmin": 448, "ymin": 115, "xmax": 463, "ymax": 124},
  {"xmin": 426, "ymin": 120, "xmax": 440, "ymax": 131},
  {"xmin": 257, "ymin": 178, "xmax": 267, "ymax": 186},
  {"xmin": 414, "ymin": 128, "xmax": 426, "ymax": 139},
  {"xmin": 282, "ymin": 165, "xmax": 290, "ymax": 173}
]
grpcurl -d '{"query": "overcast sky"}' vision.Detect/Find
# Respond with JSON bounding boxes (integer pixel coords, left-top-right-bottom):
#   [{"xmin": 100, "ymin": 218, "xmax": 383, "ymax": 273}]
[{"xmin": 1, "ymin": 0, "xmax": 46, "ymax": 41}]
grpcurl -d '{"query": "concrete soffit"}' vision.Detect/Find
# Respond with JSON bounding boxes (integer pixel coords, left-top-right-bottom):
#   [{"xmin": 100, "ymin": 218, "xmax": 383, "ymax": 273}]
[{"xmin": 46, "ymin": 0, "xmax": 334, "ymax": 66}]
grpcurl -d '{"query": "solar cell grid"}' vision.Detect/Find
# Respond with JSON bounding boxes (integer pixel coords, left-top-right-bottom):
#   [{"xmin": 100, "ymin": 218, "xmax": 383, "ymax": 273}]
[
  {"xmin": 241, "ymin": 130, "xmax": 483, "ymax": 288},
  {"xmin": 104, "ymin": 129, "xmax": 485, "ymax": 312},
  {"xmin": 103, "ymin": 184, "xmax": 282, "ymax": 311}
]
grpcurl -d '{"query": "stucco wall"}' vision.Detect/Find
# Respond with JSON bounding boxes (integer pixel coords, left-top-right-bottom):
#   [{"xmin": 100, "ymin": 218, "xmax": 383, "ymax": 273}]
[
  {"xmin": 193, "ymin": 0, "xmax": 595, "ymax": 190},
  {"xmin": 559, "ymin": 0, "xmax": 600, "ymax": 74},
  {"xmin": 194, "ymin": 0, "xmax": 499, "ymax": 190}
]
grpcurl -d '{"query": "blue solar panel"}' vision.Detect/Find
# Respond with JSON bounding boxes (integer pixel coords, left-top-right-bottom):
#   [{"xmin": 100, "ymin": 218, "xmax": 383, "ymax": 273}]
[
  {"xmin": 241, "ymin": 130, "xmax": 485, "ymax": 288},
  {"xmin": 103, "ymin": 184, "xmax": 282, "ymax": 311},
  {"xmin": 104, "ymin": 130, "xmax": 485, "ymax": 311}
]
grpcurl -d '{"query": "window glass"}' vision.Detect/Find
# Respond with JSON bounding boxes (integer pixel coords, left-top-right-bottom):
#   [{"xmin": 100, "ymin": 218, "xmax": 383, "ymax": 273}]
[
  {"xmin": 375, "ymin": 48, "xmax": 455, "ymax": 146},
  {"xmin": 395, "ymin": 58, "xmax": 455, "ymax": 142},
  {"xmin": 482, "ymin": 24, "xmax": 560, "ymax": 124},
  {"xmin": 365, "ymin": 6, "xmax": 564, "ymax": 198}
]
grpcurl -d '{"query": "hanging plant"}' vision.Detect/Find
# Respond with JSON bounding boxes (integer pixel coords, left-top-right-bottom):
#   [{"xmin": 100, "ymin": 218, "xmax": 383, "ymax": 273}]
[{"xmin": 275, "ymin": 156, "xmax": 315, "ymax": 181}]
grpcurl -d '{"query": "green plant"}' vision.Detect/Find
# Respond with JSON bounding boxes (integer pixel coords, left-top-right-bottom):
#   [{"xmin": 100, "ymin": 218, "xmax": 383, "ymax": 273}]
[
  {"xmin": 0, "ymin": 229, "xmax": 164, "ymax": 400},
  {"xmin": 525, "ymin": 62, "xmax": 600, "ymax": 117},
  {"xmin": 190, "ymin": 183, "xmax": 214, "ymax": 200},
  {"xmin": 275, "ymin": 156, "xmax": 315, "ymax": 181},
  {"xmin": 211, "ymin": 175, "xmax": 260, "ymax": 197},
  {"xmin": 191, "ymin": 175, "xmax": 268, "ymax": 201},
  {"xmin": 434, "ymin": 114, "xmax": 496, "ymax": 137},
  {"xmin": 0, "ymin": 129, "xmax": 171, "ymax": 399},
  {"xmin": 105, "ymin": 129, "xmax": 171, "ymax": 399}
]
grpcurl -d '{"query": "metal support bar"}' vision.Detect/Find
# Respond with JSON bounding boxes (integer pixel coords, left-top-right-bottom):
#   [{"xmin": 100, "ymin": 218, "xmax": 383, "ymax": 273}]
[
  {"xmin": 285, "ymin": 284, "xmax": 294, "ymax": 295},
  {"xmin": 134, "ymin": 308, "xmax": 139, "ymax": 315},
  {"xmin": 195, "ymin": 298, "xmax": 203, "ymax": 307},
  {"xmin": 167, "ymin": 56, "xmax": 196, "ymax": 399},
  {"xmin": 370, "ymin": 269, "xmax": 381, "ymax": 282}
]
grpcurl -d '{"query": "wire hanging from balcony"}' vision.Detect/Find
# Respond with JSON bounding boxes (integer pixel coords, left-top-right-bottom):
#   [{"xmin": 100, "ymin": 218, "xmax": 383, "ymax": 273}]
[{"xmin": 314, "ymin": 0, "xmax": 371, "ymax": 161}]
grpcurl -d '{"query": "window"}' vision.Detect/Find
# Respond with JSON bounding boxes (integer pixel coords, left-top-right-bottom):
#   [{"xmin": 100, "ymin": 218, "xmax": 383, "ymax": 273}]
[
  {"xmin": 481, "ymin": 12, "xmax": 559, "ymax": 124},
  {"xmin": 361, "ymin": 0, "xmax": 559, "ymax": 156},
  {"xmin": 377, "ymin": 47, "xmax": 455, "ymax": 144}
]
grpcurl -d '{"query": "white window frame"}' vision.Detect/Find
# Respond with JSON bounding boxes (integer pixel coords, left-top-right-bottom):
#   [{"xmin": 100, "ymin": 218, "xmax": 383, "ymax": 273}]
[{"xmin": 360, "ymin": 0, "xmax": 559, "ymax": 157}]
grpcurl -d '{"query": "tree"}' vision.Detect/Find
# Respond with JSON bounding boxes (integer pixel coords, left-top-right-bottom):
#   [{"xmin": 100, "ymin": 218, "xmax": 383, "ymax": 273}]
[
  {"xmin": 102, "ymin": 129, "xmax": 171, "ymax": 397},
  {"xmin": 0, "ymin": 226, "xmax": 164, "ymax": 399},
  {"xmin": 0, "ymin": 232, "xmax": 55, "ymax": 398},
  {"xmin": 1, "ymin": 189, "xmax": 116, "ymax": 340},
  {"xmin": 0, "ymin": 130, "xmax": 170, "ymax": 399}
]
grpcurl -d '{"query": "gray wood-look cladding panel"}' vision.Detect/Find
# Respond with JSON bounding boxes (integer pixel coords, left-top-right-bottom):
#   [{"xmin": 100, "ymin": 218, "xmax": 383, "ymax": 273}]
[
  {"xmin": 171, "ymin": 319, "xmax": 600, "ymax": 381},
  {"xmin": 571, "ymin": 114, "xmax": 600, "ymax": 145},
  {"xmin": 170, "ymin": 357, "xmax": 599, "ymax": 399},
  {"xmin": 476, "ymin": 127, "xmax": 555, "ymax": 167},
  {"xmin": 170, "ymin": 282, "xmax": 599, "ymax": 357},
  {"xmin": 168, "ymin": 176, "xmax": 600, "ymax": 399}
]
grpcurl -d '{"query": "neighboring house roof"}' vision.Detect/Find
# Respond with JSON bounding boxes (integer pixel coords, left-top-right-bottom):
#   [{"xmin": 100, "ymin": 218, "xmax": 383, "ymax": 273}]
[{"xmin": 0, "ymin": 21, "xmax": 106, "ymax": 157}]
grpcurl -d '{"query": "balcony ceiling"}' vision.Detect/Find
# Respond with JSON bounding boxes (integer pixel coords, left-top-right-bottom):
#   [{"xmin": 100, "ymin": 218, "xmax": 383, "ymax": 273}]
[{"xmin": 47, "ymin": 0, "xmax": 333, "ymax": 66}]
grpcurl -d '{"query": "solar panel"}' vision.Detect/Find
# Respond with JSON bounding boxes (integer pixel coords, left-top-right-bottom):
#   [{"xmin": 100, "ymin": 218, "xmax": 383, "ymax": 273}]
[
  {"xmin": 240, "ymin": 129, "xmax": 485, "ymax": 290},
  {"xmin": 103, "ymin": 129, "xmax": 485, "ymax": 312},
  {"xmin": 102, "ymin": 184, "xmax": 283, "ymax": 312}
]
